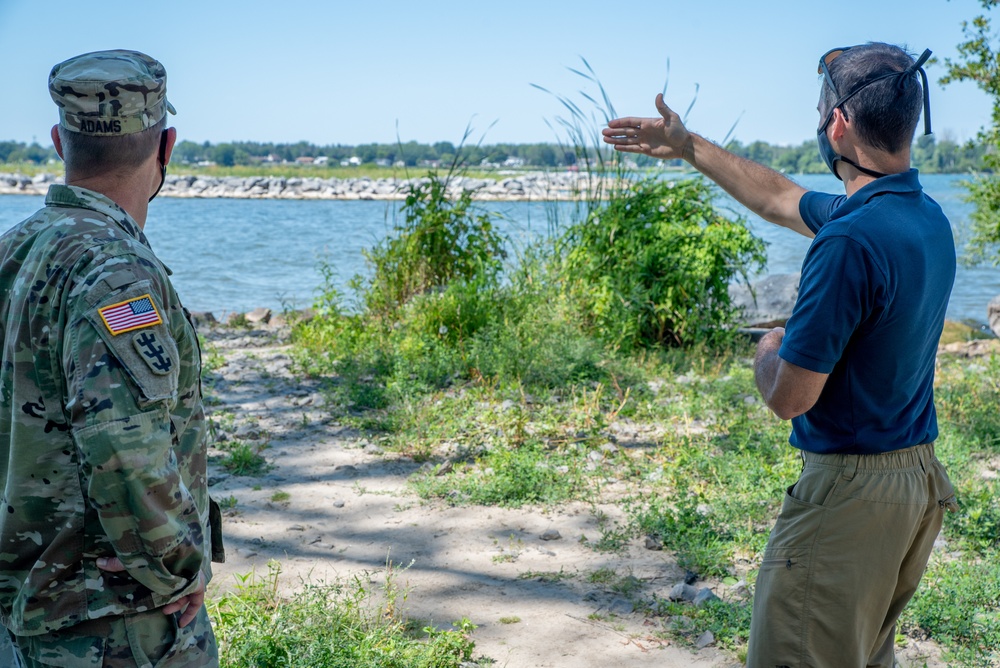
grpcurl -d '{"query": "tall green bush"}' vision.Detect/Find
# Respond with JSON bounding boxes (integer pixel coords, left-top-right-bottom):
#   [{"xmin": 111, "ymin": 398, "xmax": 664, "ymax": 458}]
[
  {"xmin": 358, "ymin": 177, "xmax": 507, "ymax": 322},
  {"xmin": 941, "ymin": 0, "xmax": 1000, "ymax": 265},
  {"xmin": 559, "ymin": 178, "xmax": 766, "ymax": 350}
]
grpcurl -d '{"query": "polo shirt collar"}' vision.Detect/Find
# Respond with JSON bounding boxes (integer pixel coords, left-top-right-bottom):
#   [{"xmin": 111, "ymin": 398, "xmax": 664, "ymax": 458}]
[
  {"xmin": 44, "ymin": 183, "xmax": 151, "ymax": 249},
  {"xmin": 831, "ymin": 169, "xmax": 923, "ymax": 221}
]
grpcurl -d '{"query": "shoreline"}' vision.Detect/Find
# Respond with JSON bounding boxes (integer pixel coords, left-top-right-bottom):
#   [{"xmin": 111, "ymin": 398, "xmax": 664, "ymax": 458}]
[{"xmin": 1, "ymin": 171, "xmax": 609, "ymax": 202}]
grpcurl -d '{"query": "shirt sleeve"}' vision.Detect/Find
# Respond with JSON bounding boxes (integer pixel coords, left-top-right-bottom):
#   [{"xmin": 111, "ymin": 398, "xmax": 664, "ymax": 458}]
[
  {"xmin": 63, "ymin": 255, "xmax": 204, "ymax": 599},
  {"xmin": 779, "ymin": 234, "xmax": 883, "ymax": 374},
  {"xmin": 799, "ymin": 191, "xmax": 847, "ymax": 235}
]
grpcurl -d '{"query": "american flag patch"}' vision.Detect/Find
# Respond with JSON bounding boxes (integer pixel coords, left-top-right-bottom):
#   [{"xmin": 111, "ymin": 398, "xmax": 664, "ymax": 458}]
[{"xmin": 98, "ymin": 294, "xmax": 163, "ymax": 335}]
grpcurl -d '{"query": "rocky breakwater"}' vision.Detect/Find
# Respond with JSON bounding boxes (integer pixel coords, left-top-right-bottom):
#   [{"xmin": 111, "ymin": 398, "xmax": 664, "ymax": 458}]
[
  {"xmin": 0, "ymin": 172, "xmax": 59, "ymax": 194},
  {"xmin": 0, "ymin": 171, "xmax": 598, "ymax": 201}
]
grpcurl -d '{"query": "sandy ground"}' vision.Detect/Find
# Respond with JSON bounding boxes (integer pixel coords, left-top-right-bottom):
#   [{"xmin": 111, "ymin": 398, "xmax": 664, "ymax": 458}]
[
  {"xmin": 202, "ymin": 323, "xmax": 958, "ymax": 668},
  {"xmin": 203, "ymin": 324, "xmax": 739, "ymax": 667}
]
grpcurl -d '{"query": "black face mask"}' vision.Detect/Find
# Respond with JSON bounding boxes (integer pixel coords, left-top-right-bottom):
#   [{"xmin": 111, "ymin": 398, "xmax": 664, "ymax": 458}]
[
  {"xmin": 816, "ymin": 48, "xmax": 932, "ymax": 181},
  {"xmin": 148, "ymin": 130, "xmax": 168, "ymax": 203},
  {"xmin": 817, "ymin": 108, "xmax": 889, "ymax": 181}
]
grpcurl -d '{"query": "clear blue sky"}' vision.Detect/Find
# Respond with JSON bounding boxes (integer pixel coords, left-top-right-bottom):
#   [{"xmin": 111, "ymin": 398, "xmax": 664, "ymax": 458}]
[{"xmin": 1, "ymin": 0, "xmax": 992, "ymax": 148}]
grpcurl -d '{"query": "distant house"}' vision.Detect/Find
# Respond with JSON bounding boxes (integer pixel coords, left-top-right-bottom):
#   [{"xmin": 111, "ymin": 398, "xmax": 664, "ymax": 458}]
[
  {"xmin": 314, "ymin": 156, "xmax": 329, "ymax": 165},
  {"xmin": 295, "ymin": 156, "xmax": 315, "ymax": 165},
  {"xmin": 375, "ymin": 158, "xmax": 391, "ymax": 167},
  {"xmin": 503, "ymin": 156, "xmax": 526, "ymax": 168},
  {"xmin": 348, "ymin": 156, "xmax": 362, "ymax": 166}
]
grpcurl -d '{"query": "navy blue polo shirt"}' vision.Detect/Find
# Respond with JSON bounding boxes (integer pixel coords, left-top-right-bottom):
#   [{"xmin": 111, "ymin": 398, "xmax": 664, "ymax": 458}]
[{"xmin": 779, "ymin": 169, "xmax": 956, "ymax": 454}]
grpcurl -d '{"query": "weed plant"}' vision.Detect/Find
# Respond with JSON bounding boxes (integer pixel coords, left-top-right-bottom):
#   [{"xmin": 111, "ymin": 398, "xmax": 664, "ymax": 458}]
[
  {"xmin": 210, "ymin": 563, "xmax": 476, "ymax": 667},
  {"xmin": 558, "ymin": 177, "xmax": 765, "ymax": 349}
]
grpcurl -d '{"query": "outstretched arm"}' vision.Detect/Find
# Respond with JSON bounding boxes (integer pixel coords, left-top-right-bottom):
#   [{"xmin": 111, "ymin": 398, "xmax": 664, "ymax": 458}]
[{"xmin": 603, "ymin": 94, "xmax": 813, "ymax": 238}]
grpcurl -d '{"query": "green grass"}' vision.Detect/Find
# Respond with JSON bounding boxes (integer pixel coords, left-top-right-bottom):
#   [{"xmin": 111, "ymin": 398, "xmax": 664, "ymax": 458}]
[
  {"xmin": 210, "ymin": 564, "xmax": 477, "ymax": 667},
  {"xmin": 0, "ymin": 161, "xmax": 61, "ymax": 177},
  {"xmin": 297, "ymin": 338, "xmax": 1000, "ymax": 664},
  {"xmin": 220, "ymin": 440, "xmax": 269, "ymax": 477}
]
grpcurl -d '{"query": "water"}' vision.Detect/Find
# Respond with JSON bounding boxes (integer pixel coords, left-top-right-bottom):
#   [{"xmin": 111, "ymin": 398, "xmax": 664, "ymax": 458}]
[{"xmin": 1, "ymin": 174, "xmax": 997, "ymax": 325}]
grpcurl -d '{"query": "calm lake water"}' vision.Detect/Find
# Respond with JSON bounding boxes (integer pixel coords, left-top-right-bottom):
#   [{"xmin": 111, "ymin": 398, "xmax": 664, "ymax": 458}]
[{"xmin": 1, "ymin": 173, "xmax": 997, "ymax": 325}]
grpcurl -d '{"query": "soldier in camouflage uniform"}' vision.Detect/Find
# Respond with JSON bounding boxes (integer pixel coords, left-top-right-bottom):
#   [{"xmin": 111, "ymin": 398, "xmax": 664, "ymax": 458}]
[{"xmin": 0, "ymin": 50, "xmax": 223, "ymax": 667}]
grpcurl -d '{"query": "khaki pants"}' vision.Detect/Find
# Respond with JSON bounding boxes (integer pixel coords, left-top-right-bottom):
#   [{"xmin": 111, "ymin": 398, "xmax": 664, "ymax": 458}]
[
  {"xmin": 747, "ymin": 442, "xmax": 957, "ymax": 668},
  {"xmin": 9, "ymin": 605, "xmax": 217, "ymax": 668}
]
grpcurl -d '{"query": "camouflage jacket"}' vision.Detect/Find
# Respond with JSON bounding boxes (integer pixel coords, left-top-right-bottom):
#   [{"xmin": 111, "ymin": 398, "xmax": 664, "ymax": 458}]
[{"xmin": 0, "ymin": 185, "xmax": 215, "ymax": 635}]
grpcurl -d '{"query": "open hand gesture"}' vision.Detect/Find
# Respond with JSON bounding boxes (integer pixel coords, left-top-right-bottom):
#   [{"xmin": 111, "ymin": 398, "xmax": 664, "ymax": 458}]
[{"xmin": 602, "ymin": 94, "xmax": 691, "ymax": 161}]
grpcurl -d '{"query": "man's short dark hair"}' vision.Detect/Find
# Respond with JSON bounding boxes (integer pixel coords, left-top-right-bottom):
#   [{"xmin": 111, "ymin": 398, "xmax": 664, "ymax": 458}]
[
  {"xmin": 58, "ymin": 118, "xmax": 165, "ymax": 175},
  {"xmin": 821, "ymin": 42, "xmax": 924, "ymax": 154}
]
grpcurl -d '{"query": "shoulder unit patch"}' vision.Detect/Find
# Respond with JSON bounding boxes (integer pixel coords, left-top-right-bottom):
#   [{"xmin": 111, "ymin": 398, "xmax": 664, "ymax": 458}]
[{"xmin": 98, "ymin": 294, "xmax": 162, "ymax": 335}]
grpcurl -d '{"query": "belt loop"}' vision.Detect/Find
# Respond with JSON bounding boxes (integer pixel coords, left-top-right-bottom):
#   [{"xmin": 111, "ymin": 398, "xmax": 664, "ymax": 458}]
[
  {"xmin": 916, "ymin": 444, "xmax": 928, "ymax": 473},
  {"xmin": 841, "ymin": 454, "xmax": 859, "ymax": 481}
]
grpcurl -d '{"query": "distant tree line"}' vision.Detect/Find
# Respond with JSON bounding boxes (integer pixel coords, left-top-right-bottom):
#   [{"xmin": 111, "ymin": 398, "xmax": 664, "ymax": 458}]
[
  {"xmin": 0, "ymin": 141, "xmax": 55, "ymax": 164},
  {"xmin": 169, "ymin": 139, "xmax": 578, "ymax": 169},
  {"xmin": 0, "ymin": 135, "xmax": 988, "ymax": 174},
  {"xmin": 719, "ymin": 136, "xmax": 986, "ymax": 175}
]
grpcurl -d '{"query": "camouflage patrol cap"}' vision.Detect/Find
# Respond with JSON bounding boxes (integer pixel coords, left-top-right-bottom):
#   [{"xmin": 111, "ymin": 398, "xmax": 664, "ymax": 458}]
[{"xmin": 49, "ymin": 49, "xmax": 176, "ymax": 136}]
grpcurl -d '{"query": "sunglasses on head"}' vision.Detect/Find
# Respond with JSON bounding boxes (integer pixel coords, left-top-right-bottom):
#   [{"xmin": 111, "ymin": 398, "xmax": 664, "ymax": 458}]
[{"xmin": 817, "ymin": 45, "xmax": 933, "ymax": 135}]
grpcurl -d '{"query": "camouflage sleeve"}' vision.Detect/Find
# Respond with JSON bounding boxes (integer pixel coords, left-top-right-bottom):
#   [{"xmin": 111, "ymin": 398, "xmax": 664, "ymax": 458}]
[{"xmin": 63, "ymin": 253, "xmax": 205, "ymax": 599}]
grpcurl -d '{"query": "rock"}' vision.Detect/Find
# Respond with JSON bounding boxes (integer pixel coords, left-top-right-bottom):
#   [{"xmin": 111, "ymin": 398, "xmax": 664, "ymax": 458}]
[
  {"xmin": 189, "ymin": 311, "xmax": 218, "ymax": 328},
  {"xmin": 989, "ymin": 295, "xmax": 1000, "ymax": 338},
  {"xmin": 729, "ymin": 273, "xmax": 800, "ymax": 326},
  {"xmin": 583, "ymin": 590, "xmax": 603, "ymax": 602},
  {"xmin": 669, "ymin": 615, "xmax": 694, "ymax": 631},
  {"xmin": 693, "ymin": 588, "xmax": 720, "ymax": 607},
  {"xmin": 540, "ymin": 529, "xmax": 562, "ymax": 541},
  {"xmin": 207, "ymin": 474, "xmax": 229, "ymax": 486},
  {"xmin": 668, "ymin": 583, "xmax": 698, "ymax": 602},
  {"xmin": 684, "ymin": 570, "xmax": 698, "ymax": 585},
  {"xmin": 245, "ymin": 307, "xmax": 272, "ymax": 325},
  {"xmin": 235, "ymin": 424, "xmax": 262, "ymax": 439},
  {"xmin": 608, "ymin": 597, "xmax": 634, "ymax": 615},
  {"xmin": 729, "ymin": 579, "xmax": 750, "ymax": 598},
  {"xmin": 332, "ymin": 500, "xmax": 346, "ymax": 508},
  {"xmin": 695, "ymin": 630, "xmax": 715, "ymax": 649},
  {"xmin": 644, "ymin": 535, "xmax": 663, "ymax": 551}
]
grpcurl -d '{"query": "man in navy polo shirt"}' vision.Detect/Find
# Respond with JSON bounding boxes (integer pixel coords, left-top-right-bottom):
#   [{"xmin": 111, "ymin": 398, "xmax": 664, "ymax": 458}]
[{"xmin": 602, "ymin": 42, "xmax": 958, "ymax": 667}]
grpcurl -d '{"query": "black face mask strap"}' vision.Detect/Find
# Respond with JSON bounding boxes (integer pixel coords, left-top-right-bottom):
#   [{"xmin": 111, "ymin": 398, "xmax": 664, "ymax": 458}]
[
  {"xmin": 148, "ymin": 130, "xmax": 168, "ymax": 203},
  {"xmin": 825, "ymin": 48, "xmax": 933, "ymax": 136},
  {"xmin": 900, "ymin": 49, "xmax": 933, "ymax": 135},
  {"xmin": 838, "ymin": 155, "xmax": 889, "ymax": 179}
]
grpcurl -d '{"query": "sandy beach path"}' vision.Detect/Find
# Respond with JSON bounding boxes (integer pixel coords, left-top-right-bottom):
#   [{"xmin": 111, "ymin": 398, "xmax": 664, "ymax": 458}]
[{"xmin": 202, "ymin": 324, "xmax": 739, "ymax": 668}]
